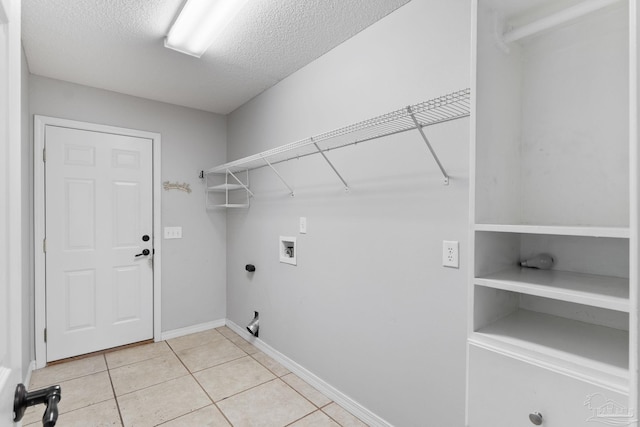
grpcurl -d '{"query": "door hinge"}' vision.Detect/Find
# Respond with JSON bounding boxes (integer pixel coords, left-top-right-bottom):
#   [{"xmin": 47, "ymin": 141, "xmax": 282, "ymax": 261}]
[
  {"xmin": 44, "ymin": 328, "xmax": 47, "ymax": 343},
  {"xmin": 43, "ymin": 238, "xmax": 46, "ymax": 253},
  {"xmin": 43, "ymin": 147, "xmax": 46, "ymax": 162}
]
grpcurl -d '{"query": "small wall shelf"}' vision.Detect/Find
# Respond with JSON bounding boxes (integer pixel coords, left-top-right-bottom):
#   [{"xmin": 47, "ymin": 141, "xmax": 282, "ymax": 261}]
[
  {"xmin": 205, "ymin": 170, "xmax": 251, "ymax": 209},
  {"xmin": 207, "ymin": 184, "xmax": 246, "ymax": 192},
  {"xmin": 203, "ymin": 89, "xmax": 470, "ymax": 199}
]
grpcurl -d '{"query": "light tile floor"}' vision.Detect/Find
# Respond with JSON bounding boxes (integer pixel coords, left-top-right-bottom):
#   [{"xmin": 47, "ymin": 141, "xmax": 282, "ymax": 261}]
[{"xmin": 25, "ymin": 326, "xmax": 369, "ymax": 427}]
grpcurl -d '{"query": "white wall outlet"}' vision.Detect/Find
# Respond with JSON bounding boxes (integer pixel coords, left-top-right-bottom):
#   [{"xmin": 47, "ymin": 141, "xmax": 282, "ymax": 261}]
[
  {"xmin": 164, "ymin": 226, "xmax": 182, "ymax": 239},
  {"xmin": 443, "ymin": 240, "xmax": 459, "ymax": 268},
  {"xmin": 299, "ymin": 217, "xmax": 307, "ymax": 234}
]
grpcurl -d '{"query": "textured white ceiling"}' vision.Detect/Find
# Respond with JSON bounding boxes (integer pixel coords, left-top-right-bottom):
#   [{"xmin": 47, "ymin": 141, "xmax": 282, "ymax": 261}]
[{"xmin": 22, "ymin": 0, "xmax": 411, "ymax": 114}]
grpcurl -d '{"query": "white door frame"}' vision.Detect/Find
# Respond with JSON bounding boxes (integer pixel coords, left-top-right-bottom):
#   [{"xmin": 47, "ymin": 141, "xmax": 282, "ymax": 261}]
[
  {"xmin": 0, "ymin": 0, "xmax": 23, "ymax": 421},
  {"xmin": 34, "ymin": 116, "xmax": 162, "ymax": 368}
]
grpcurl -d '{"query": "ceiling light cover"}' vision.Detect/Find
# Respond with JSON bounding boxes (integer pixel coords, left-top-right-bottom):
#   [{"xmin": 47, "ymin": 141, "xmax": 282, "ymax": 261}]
[{"xmin": 165, "ymin": 0, "xmax": 249, "ymax": 58}]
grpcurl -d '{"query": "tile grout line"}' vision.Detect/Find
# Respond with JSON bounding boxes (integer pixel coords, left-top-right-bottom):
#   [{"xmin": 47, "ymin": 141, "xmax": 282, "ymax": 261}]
[
  {"xmin": 105, "ymin": 354, "xmax": 127, "ymax": 427},
  {"xmin": 276, "ymin": 379, "xmax": 342, "ymax": 426},
  {"xmin": 187, "ymin": 353, "xmax": 248, "ymax": 375},
  {"xmin": 166, "ymin": 333, "xmax": 248, "ymax": 374},
  {"xmin": 104, "ymin": 341, "xmax": 174, "ymax": 370},
  {"xmin": 33, "ymin": 328, "xmax": 358, "ymax": 426},
  {"xmin": 166, "ymin": 332, "xmax": 236, "ymax": 426},
  {"xmin": 152, "ymin": 403, "xmax": 221, "ymax": 427},
  {"xmin": 248, "ymin": 352, "xmax": 336, "ymax": 413},
  {"xmin": 28, "ymin": 364, "xmax": 110, "ymax": 390},
  {"xmin": 111, "ymin": 372, "xmax": 193, "ymax": 399},
  {"xmin": 320, "ymin": 404, "xmax": 350, "ymax": 427},
  {"xmin": 283, "ymin": 408, "xmax": 344, "ymax": 427},
  {"xmin": 26, "ymin": 358, "xmax": 117, "ymax": 425},
  {"xmin": 168, "ymin": 328, "xmax": 324, "ymax": 425},
  {"xmin": 235, "ymin": 337, "xmax": 364, "ymax": 426},
  {"xmin": 107, "ymin": 344, "xmax": 192, "ymax": 398},
  {"xmin": 221, "ymin": 329, "xmax": 345, "ymax": 426},
  {"xmin": 226, "ymin": 334, "xmax": 343, "ymax": 426}
]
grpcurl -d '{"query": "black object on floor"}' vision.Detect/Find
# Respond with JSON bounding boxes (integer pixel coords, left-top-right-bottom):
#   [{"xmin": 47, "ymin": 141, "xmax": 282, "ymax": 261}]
[{"xmin": 14, "ymin": 383, "xmax": 62, "ymax": 427}]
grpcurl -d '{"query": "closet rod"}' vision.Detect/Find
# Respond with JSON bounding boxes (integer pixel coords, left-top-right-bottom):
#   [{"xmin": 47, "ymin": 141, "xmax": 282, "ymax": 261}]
[{"xmin": 502, "ymin": 0, "xmax": 622, "ymax": 44}]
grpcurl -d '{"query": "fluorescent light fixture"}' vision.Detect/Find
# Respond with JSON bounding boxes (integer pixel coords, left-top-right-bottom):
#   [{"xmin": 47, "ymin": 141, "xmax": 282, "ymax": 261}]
[{"xmin": 165, "ymin": 0, "xmax": 249, "ymax": 58}]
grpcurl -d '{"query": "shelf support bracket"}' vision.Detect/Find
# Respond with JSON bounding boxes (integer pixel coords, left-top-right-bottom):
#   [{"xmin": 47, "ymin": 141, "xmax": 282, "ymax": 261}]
[
  {"xmin": 493, "ymin": 11, "xmax": 511, "ymax": 54},
  {"xmin": 312, "ymin": 139, "xmax": 349, "ymax": 191},
  {"xmin": 262, "ymin": 156, "xmax": 295, "ymax": 197},
  {"xmin": 407, "ymin": 106, "xmax": 449, "ymax": 185},
  {"xmin": 227, "ymin": 169, "xmax": 255, "ymax": 197}
]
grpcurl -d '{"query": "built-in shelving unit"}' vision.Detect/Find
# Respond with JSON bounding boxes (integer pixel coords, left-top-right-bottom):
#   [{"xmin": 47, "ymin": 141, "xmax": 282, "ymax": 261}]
[
  {"xmin": 203, "ymin": 89, "xmax": 470, "ymax": 202},
  {"xmin": 205, "ymin": 170, "xmax": 251, "ymax": 209},
  {"xmin": 469, "ymin": 0, "xmax": 637, "ymax": 424}
]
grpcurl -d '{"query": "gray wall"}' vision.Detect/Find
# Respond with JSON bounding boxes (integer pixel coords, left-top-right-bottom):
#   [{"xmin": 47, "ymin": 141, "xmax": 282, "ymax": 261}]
[
  {"xmin": 21, "ymin": 46, "xmax": 33, "ymax": 380},
  {"xmin": 29, "ymin": 76, "xmax": 228, "ymax": 333},
  {"xmin": 226, "ymin": 0, "xmax": 470, "ymax": 425}
]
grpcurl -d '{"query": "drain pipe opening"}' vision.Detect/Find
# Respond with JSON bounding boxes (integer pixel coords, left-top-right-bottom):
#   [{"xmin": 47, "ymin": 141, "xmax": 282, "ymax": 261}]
[{"xmin": 247, "ymin": 311, "xmax": 259, "ymax": 337}]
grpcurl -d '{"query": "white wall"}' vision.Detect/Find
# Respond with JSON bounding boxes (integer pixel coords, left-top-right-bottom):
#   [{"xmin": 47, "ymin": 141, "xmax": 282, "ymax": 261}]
[
  {"xmin": 29, "ymin": 76, "xmax": 228, "ymax": 333},
  {"xmin": 225, "ymin": 0, "xmax": 470, "ymax": 425}
]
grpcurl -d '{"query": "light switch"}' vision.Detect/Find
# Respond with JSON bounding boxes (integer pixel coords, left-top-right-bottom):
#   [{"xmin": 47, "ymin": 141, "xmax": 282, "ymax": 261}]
[
  {"xmin": 164, "ymin": 226, "xmax": 182, "ymax": 239},
  {"xmin": 300, "ymin": 217, "xmax": 307, "ymax": 234}
]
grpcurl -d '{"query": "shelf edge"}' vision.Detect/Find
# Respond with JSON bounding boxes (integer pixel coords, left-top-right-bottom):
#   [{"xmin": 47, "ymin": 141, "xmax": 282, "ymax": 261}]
[
  {"xmin": 474, "ymin": 224, "xmax": 630, "ymax": 238},
  {"xmin": 474, "ymin": 271, "xmax": 630, "ymax": 312},
  {"xmin": 468, "ymin": 334, "xmax": 629, "ymax": 395}
]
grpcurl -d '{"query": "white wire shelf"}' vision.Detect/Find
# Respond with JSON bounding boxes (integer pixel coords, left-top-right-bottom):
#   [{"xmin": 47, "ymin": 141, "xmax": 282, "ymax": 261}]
[
  {"xmin": 206, "ymin": 203, "xmax": 250, "ymax": 209},
  {"xmin": 204, "ymin": 89, "xmax": 470, "ymax": 190},
  {"xmin": 207, "ymin": 184, "xmax": 246, "ymax": 192}
]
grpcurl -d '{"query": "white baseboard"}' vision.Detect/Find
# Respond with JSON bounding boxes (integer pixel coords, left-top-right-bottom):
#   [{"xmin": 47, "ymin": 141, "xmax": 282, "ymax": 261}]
[
  {"xmin": 160, "ymin": 319, "xmax": 226, "ymax": 341},
  {"xmin": 225, "ymin": 320, "xmax": 393, "ymax": 427},
  {"xmin": 23, "ymin": 360, "xmax": 36, "ymax": 386}
]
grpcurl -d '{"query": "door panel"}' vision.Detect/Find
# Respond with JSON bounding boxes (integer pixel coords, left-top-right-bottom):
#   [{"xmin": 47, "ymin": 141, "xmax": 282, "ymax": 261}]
[
  {"xmin": 45, "ymin": 125, "xmax": 153, "ymax": 362},
  {"xmin": 65, "ymin": 179, "xmax": 95, "ymax": 250},
  {"xmin": 113, "ymin": 265, "xmax": 141, "ymax": 323},
  {"xmin": 113, "ymin": 181, "xmax": 140, "ymax": 247}
]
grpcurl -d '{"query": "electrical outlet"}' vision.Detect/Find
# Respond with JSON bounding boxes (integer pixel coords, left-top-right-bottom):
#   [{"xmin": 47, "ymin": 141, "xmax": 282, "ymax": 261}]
[{"xmin": 443, "ymin": 240, "xmax": 459, "ymax": 268}]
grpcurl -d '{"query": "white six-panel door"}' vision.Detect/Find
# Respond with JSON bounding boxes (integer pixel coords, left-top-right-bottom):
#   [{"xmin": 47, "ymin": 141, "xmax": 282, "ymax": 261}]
[{"xmin": 45, "ymin": 125, "xmax": 154, "ymax": 362}]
